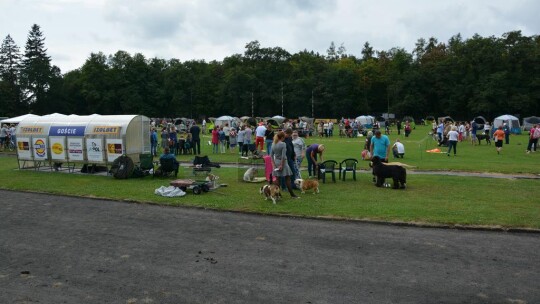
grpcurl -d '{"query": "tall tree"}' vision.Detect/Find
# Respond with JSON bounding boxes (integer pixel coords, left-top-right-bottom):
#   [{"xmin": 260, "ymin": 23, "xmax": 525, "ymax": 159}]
[
  {"xmin": 20, "ymin": 24, "xmax": 54, "ymax": 113},
  {"xmin": 0, "ymin": 34, "xmax": 22, "ymax": 115}
]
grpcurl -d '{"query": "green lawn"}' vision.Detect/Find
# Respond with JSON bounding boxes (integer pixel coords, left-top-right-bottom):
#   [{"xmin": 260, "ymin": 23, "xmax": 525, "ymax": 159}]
[{"xmin": 0, "ymin": 124, "xmax": 538, "ymax": 229}]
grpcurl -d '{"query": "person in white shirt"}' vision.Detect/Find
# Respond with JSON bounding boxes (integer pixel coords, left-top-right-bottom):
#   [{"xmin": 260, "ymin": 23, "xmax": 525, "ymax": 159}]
[
  {"xmin": 446, "ymin": 126, "xmax": 459, "ymax": 156},
  {"xmin": 392, "ymin": 139, "xmax": 405, "ymax": 158},
  {"xmin": 255, "ymin": 123, "xmax": 266, "ymax": 151}
]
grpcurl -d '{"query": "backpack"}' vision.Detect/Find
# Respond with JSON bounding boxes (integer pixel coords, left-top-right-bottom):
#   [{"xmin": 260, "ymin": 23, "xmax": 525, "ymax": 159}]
[{"xmin": 533, "ymin": 127, "xmax": 540, "ymax": 139}]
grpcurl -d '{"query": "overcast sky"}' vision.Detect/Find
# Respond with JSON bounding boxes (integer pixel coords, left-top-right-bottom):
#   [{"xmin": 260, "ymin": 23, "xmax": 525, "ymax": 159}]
[{"xmin": 1, "ymin": 0, "xmax": 539, "ymax": 73}]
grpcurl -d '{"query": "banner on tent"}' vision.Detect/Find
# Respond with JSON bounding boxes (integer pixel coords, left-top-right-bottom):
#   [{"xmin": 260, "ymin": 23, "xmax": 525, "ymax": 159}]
[
  {"xmin": 17, "ymin": 138, "xmax": 31, "ymax": 159},
  {"xmin": 49, "ymin": 136, "xmax": 67, "ymax": 161},
  {"xmin": 106, "ymin": 139, "xmax": 123, "ymax": 162},
  {"xmin": 33, "ymin": 137, "xmax": 48, "ymax": 160},
  {"xmin": 86, "ymin": 138, "xmax": 104, "ymax": 162},
  {"xmin": 49, "ymin": 126, "xmax": 86, "ymax": 136},
  {"xmin": 67, "ymin": 138, "xmax": 84, "ymax": 161}
]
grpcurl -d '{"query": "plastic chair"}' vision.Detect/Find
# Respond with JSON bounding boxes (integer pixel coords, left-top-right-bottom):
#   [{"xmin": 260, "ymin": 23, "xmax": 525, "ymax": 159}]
[
  {"xmin": 138, "ymin": 153, "xmax": 154, "ymax": 176},
  {"xmin": 318, "ymin": 160, "xmax": 338, "ymax": 183},
  {"xmin": 339, "ymin": 158, "xmax": 358, "ymax": 181}
]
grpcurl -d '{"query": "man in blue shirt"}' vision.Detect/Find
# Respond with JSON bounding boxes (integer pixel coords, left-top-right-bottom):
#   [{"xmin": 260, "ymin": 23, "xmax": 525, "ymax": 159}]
[
  {"xmin": 370, "ymin": 130, "xmax": 390, "ymax": 183},
  {"xmin": 370, "ymin": 130, "xmax": 391, "ymax": 162}
]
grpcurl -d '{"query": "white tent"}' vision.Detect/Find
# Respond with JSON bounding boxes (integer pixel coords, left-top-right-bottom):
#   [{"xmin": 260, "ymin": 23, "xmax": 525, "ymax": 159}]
[
  {"xmin": 1, "ymin": 114, "xmax": 39, "ymax": 125},
  {"xmin": 15, "ymin": 114, "xmax": 150, "ymax": 166},
  {"xmin": 214, "ymin": 115, "xmax": 239, "ymax": 128},
  {"xmin": 494, "ymin": 114, "xmax": 521, "ymax": 134},
  {"xmin": 355, "ymin": 115, "xmax": 374, "ymax": 128}
]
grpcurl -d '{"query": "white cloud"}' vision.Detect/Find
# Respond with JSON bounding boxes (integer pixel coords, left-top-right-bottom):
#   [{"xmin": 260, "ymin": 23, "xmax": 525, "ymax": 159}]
[{"xmin": 1, "ymin": 0, "xmax": 538, "ymax": 72}]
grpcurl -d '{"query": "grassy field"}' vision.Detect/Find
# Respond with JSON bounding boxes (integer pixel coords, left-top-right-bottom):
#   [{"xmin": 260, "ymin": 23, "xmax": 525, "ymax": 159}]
[{"xmin": 0, "ymin": 124, "xmax": 538, "ymax": 229}]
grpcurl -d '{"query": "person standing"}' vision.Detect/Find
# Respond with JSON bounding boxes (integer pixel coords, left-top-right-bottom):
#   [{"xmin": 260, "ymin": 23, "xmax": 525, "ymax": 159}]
[
  {"xmin": 150, "ymin": 128, "xmax": 158, "ymax": 157},
  {"xmin": 211, "ymin": 127, "xmax": 219, "ymax": 154},
  {"xmin": 223, "ymin": 123, "xmax": 231, "ymax": 150},
  {"xmin": 255, "ymin": 122, "xmax": 266, "ymax": 151},
  {"xmin": 202, "ymin": 119, "xmax": 207, "ymax": 134},
  {"xmin": 243, "ymin": 125, "xmax": 253, "ymax": 156},
  {"xmin": 493, "ymin": 126, "xmax": 505, "ymax": 154},
  {"xmin": 503, "ymin": 123, "xmax": 510, "ymax": 144},
  {"xmin": 168, "ymin": 126, "xmax": 177, "ymax": 155},
  {"xmin": 0, "ymin": 124, "xmax": 8, "ymax": 150},
  {"xmin": 305, "ymin": 144, "xmax": 325, "ymax": 178},
  {"xmin": 437, "ymin": 121, "xmax": 444, "ymax": 143},
  {"xmin": 283, "ymin": 128, "xmax": 299, "ymax": 184},
  {"xmin": 237, "ymin": 126, "xmax": 245, "ymax": 154},
  {"xmin": 404, "ymin": 121, "xmax": 412, "ymax": 137},
  {"xmin": 471, "ymin": 120, "xmax": 478, "ymax": 145},
  {"xmin": 370, "ymin": 130, "xmax": 391, "ymax": 163},
  {"xmin": 229, "ymin": 128, "xmax": 237, "ymax": 153},
  {"xmin": 446, "ymin": 126, "xmax": 459, "ymax": 156},
  {"xmin": 265, "ymin": 124, "xmax": 275, "ymax": 155},
  {"xmin": 292, "ymin": 130, "xmax": 306, "ymax": 179},
  {"xmin": 189, "ymin": 121, "xmax": 201, "ymax": 155},
  {"xmin": 270, "ymin": 131, "xmax": 300, "ymax": 199},
  {"xmin": 160, "ymin": 127, "xmax": 169, "ymax": 152}
]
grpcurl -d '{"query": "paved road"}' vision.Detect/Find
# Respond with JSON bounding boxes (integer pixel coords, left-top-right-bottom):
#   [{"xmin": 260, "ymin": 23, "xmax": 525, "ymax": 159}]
[{"xmin": 1, "ymin": 190, "xmax": 539, "ymax": 304}]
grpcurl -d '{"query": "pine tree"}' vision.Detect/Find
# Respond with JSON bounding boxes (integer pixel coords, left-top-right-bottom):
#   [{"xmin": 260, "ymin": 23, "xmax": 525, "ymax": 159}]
[
  {"xmin": 20, "ymin": 24, "xmax": 53, "ymax": 113},
  {"xmin": 0, "ymin": 34, "xmax": 22, "ymax": 115}
]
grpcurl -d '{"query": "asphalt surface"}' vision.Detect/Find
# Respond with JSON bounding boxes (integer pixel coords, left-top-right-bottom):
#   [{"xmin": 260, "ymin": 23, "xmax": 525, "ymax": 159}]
[{"xmin": 1, "ymin": 190, "xmax": 539, "ymax": 304}]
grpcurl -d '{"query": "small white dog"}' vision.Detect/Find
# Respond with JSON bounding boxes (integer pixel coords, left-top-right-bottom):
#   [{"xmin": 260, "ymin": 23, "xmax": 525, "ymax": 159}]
[
  {"xmin": 294, "ymin": 178, "xmax": 320, "ymax": 194},
  {"xmin": 243, "ymin": 167, "xmax": 257, "ymax": 182}
]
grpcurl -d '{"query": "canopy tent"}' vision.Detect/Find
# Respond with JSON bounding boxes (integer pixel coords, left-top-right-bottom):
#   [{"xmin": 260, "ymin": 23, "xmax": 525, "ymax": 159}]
[
  {"xmin": 15, "ymin": 114, "xmax": 150, "ymax": 166},
  {"xmin": 355, "ymin": 115, "xmax": 374, "ymax": 128},
  {"xmin": 1, "ymin": 114, "xmax": 39, "ymax": 125},
  {"xmin": 494, "ymin": 114, "xmax": 521, "ymax": 134},
  {"xmin": 214, "ymin": 115, "xmax": 240, "ymax": 128},
  {"xmin": 271, "ymin": 115, "xmax": 286, "ymax": 124},
  {"xmin": 472, "ymin": 116, "xmax": 487, "ymax": 129},
  {"xmin": 266, "ymin": 118, "xmax": 282, "ymax": 127},
  {"xmin": 239, "ymin": 116, "xmax": 257, "ymax": 127},
  {"xmin": 523, "ymin": 116, "xmax": 540, "ymax": 131},
  {"xmin": 173, "ymin": 117, "xmax": 194, "ymax": 132},
  {"xmin": 437, "ymin": 116, "xmax": 454, "ymax": 124}
]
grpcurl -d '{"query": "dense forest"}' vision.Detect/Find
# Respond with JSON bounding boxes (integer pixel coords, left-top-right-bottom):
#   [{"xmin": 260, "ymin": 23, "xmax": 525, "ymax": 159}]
[{"xmin": 1, "ymin": 24, "xmax": 539, "ymax": 121}]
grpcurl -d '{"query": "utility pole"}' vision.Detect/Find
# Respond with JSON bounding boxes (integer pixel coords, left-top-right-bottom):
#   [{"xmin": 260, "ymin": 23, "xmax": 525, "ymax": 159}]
[
  {"xmin": 311, "ymin": 90, "xmax": 314, "ymax": 118},
  {"xmin": 281, "ymin": 82, "xmax": 284, "ymax": 117}
]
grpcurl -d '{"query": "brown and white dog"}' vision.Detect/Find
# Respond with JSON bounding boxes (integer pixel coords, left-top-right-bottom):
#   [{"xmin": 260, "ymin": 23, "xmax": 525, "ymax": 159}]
[
  {"xmin": 294, "ymin": 178, "xmax": 320, "ymax": 194},
  {"xmin": 260, "ymin": 184, "xmax": 282, "ymax": 204}
]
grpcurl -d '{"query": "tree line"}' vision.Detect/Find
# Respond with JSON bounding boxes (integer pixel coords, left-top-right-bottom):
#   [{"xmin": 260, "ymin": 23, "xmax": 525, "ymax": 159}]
[{"xmin": 1, "ymin": 24, "xmax": 539, "ymax": 121}]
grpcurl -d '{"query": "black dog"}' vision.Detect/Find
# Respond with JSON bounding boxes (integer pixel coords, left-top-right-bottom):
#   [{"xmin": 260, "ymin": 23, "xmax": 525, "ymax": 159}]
[
  {"xmin": 370, "ymin": 156, "xmax": 407, "ymax": 189},
  {"xmin": 476, "ymin": 134, "xmax": 491, "ymax": 145}
]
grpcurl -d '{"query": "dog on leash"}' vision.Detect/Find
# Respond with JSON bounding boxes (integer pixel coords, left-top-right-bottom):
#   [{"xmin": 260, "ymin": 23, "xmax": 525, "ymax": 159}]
[
  {"xmin": 294, "ymin": 178, "xmax": 320, "ymax": 194},
  {"xmin": 370, "ymin": 156, "xmax": 407, "ymax": 189},
  {"xmin": 260, "ymin": 184, "xmax": 282, "ymax": 204}
]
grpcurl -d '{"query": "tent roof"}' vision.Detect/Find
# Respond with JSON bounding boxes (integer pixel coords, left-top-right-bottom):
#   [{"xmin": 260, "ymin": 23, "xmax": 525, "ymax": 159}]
[
  {"xmin": 215, "ymin": 115, "xmax": 235, "ymax": 121},
  {"xmin": 1, "ymin": 114, "xmax": 39, "ymax": 124},
  {"xmin": 495, "ymin": 114, "xmax": 519, "ymax": 120}
]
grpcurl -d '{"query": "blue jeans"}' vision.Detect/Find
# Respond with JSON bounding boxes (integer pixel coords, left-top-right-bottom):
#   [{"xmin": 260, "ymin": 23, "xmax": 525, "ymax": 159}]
[
  {"xmin": 265, "ymin": 140, "xmax": 273, "ymax": 155},
  {"xmin": 447, "ymin": 140, "xmax": 457, "ymax": 155},
  {"xmin": 307, "ymin": 156, "xmax": 317, "ymax": 177}
]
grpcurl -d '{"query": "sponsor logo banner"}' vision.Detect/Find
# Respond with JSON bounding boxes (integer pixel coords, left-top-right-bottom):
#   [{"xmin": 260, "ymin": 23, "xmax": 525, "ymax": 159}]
[{"xmin": 49, "ymin": 126, "xmax": 86, "ymax": 136}]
